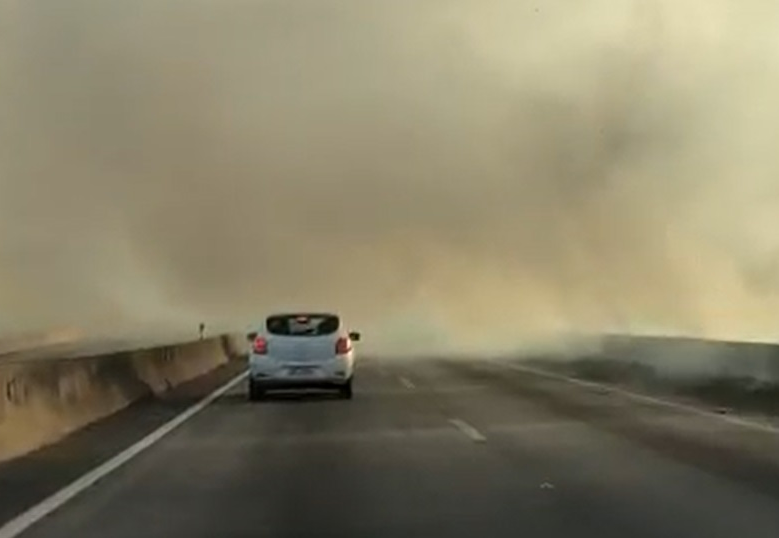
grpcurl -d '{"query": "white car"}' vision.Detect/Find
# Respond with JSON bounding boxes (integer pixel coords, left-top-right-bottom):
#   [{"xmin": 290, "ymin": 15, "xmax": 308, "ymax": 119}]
[{"xmin": 247, "ymin": 313, "xmax": 360, "ymax": 400}]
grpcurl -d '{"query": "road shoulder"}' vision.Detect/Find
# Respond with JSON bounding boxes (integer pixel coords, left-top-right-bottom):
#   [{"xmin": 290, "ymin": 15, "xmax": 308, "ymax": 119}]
[{"xmin": 0, "ymin": 360, "xmax": 246, "ymax": 527}]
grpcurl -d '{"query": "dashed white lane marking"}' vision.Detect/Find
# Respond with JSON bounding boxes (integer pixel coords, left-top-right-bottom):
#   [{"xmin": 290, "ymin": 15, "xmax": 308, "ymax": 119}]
[
  {"xmin": 449, "ymin": 418, "xmax": 487, "ymax": 443},
  {"xmin": 492, "ymin": 361, "xmax": 779, "ymax": 435},
  {"xmin": 0, "ymin": 371, "xmax": 249, "ymax": 538},
  {"xmin": 166, "ymin": 424, "xmax": 462, "ymax": 448},
  {"xmin": 429, "ymin": 384, "xmax": 487, "ymax": 394},
  {"xmin": 399, "ymin": 376, "xmax": 416, "ymax": 389}
]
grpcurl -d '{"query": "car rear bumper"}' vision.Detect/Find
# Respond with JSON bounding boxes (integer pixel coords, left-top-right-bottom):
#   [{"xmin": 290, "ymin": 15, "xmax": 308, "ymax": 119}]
[
  {"xmin": 249, "ymin": 376, "xmax": 351, "ymax": 390},
  {"xmin": 249, "ymin": 354, "xmax": 354, "ymax": 387}
]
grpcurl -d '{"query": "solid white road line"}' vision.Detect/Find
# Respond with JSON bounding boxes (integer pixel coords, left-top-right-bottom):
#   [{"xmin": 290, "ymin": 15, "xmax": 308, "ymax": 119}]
[
  {"xmin": 0, "ymin": 370, "xmax": 249, "ymax": 538},
  {"xmin": 493, "ymin": 361, "xmax": 779, "ymax": 434},
  {"xmin": 449, "ymin": 418, "xmax": 487, "ymax": 443},
  {"xmin": 399, "ymin": 376, "xmax": 416, "ymax": 389}
]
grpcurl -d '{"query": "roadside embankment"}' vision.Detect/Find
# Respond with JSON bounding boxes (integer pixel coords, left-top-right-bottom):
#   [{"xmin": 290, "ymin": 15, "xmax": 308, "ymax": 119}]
[{"xmin": 525, "ymin": 334, "xmax": 779, "ymax": 416}]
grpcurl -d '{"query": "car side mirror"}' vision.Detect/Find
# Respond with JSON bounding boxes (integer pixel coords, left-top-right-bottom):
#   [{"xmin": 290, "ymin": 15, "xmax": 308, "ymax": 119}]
[
  {"xmin": 349, "ymin": 331, "xmax": 361, "ymax": 342},
  {"xmin": 246, "ymin": 332, "xmax": 258, "ymax": 342}
]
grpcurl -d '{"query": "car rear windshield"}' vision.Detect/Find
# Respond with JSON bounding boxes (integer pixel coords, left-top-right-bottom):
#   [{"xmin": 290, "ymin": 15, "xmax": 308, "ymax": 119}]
[{"xmin": 266, "ymin": 314, "xmax": 340, "ymax": 336}]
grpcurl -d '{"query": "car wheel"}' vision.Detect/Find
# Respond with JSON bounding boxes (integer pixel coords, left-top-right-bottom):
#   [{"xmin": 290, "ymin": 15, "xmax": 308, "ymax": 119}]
[
  {"xmin": 248, "ymin": 380, "xmax": 265, "ymax": 401},
  {"xmin": 339, "ymin": 379, "xmax": 353, "ymax": 400}
]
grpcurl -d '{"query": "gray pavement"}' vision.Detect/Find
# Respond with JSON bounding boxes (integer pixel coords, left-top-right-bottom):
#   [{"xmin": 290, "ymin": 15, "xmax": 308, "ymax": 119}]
[{"xmin": 7, "ymin": 357, "xmax": 779, "ymax": 537}]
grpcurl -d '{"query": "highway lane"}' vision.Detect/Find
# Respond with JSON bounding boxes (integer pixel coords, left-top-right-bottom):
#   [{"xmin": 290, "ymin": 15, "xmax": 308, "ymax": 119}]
[{"xmin": 10, "ymin": 357, "xmax": 779, "ymax": 538}]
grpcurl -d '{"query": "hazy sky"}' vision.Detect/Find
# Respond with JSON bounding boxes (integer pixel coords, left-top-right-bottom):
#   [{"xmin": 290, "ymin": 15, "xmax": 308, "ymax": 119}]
[{"xmin": 2, "ymin": 0, "xmax": 779, "ymax": 352}]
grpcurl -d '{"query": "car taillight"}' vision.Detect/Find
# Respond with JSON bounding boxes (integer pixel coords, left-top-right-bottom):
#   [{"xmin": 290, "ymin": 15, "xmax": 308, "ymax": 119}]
[
  {"xmin": 335, "ymin": 336, "xmax": 351, "ymax": 355},
  {"xmin": 253, "ymin": 336, "xmax": 268, "ymax": 355}
]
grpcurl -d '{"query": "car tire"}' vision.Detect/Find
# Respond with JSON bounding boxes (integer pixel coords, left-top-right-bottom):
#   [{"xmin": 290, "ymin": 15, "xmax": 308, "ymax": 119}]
[
  {"xmin": 339, "ymin": 379, "xmax": 353, "ymax": 400},
  {"xmin": 248, "ymin": 380, "xmax": 265, "ymax": 402}
]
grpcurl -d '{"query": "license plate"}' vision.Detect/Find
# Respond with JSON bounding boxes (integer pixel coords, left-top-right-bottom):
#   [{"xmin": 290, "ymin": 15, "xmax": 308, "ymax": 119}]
[{"xmin": 288, "ymin": 366, "xmax": 315, "ymax": 376}]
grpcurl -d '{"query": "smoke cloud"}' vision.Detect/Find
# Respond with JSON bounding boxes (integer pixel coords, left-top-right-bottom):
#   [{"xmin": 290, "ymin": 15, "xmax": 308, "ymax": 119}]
[{"xmin": 3, "ymin": 0, "xmax": 779, "ymax": 353}]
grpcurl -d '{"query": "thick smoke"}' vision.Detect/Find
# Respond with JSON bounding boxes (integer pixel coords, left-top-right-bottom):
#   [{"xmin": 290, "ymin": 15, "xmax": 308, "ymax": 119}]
[{"xmin": 2, "ymin": 0, "xmax": 779, "ymax": 353}]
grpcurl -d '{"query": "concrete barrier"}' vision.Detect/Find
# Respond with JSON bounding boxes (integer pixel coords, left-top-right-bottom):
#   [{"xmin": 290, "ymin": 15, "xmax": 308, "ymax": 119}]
[{"xmin": 0, "ymin": 335, "xmax": 248, "ymax": 463}]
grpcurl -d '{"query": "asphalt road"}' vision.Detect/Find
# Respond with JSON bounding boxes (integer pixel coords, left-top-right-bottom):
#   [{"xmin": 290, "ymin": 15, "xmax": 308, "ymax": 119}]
[{"xmin": 9, "ymin": 357, "xmax": 779, "ymax": 538}]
